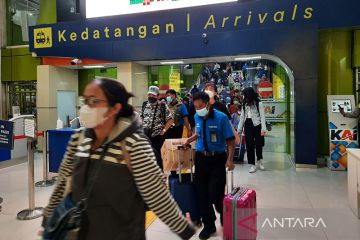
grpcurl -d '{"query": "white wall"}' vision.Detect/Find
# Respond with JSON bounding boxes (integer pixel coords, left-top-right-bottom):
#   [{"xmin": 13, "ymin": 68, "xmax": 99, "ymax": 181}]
[
  {"xmin": 37, "ymin": 65, "xmax": 78, "ymax": 132},
  {"xmin": 117, "ymin": 62, "xmax": 148, "ymax": 109}
]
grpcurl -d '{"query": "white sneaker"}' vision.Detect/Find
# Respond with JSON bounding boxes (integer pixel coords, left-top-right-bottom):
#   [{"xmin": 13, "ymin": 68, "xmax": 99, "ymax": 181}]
[
  {"xmin": 249, "ymin": 165, "xmax": 257, "ymax": 173},
  {"xmin": 257, "ymin": 160, "xmax": 265, "ymax": 171}
]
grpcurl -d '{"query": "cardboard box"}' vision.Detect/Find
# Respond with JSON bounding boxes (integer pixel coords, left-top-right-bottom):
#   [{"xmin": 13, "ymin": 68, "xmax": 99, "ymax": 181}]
[{"xmin": 161, "ymin": 139, "xmax": 195, "ymax": 173}]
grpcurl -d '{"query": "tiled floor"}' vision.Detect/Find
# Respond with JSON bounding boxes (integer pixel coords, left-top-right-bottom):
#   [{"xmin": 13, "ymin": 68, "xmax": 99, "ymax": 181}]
[{"xmin": 0, "ymin": 152, "xmax": 360, "ymax": 240}]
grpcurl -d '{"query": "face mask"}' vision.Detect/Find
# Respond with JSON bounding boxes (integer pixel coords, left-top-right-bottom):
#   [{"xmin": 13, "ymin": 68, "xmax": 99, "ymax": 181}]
[
  {"xmin": 204, "ymin": 90, "xmax": 215, "ymax": 99},
  {"xmin": 79, "ymin": 105, "xmax": 108, "ymax": 129},
  {"xmin": 166, "ymin": 96, "xmax": 172, "ymax": 103},
  {"xmin": 148, "ymin": 97, "xmax": 157, "ymax": 104},
  {"xmin": 233, "ymin": 101, "xmax": 239, "ymax": 105},
  {"xmin": 196, "ymin": 107, "xmax": 209, "ymax": 117}
]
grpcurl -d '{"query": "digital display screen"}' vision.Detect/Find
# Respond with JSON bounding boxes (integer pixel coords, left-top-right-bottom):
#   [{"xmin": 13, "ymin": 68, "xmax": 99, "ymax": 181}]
[
  {"xmin": 86, "ymin": 0, "xmax": 237, "ymax": 18},
  {"xmin": 331, "ymin": 100, "xmax": 352, "ymax": 113}
]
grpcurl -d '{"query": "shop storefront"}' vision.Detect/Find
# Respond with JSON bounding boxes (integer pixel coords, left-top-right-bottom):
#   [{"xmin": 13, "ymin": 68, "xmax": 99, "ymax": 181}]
[{"xmin": 28, "ymin": 0, "xmax": 360, "ymax": 167}]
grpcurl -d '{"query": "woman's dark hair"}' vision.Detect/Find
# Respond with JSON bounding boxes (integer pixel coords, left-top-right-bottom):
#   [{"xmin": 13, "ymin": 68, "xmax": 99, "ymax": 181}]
[
  {"xmin": 242, "ymin": 87, "xmax": 260, "ymax": 107},
  {"xmin": 193, "ymin": 92, "xmax": 210, "ymax": 103},
  {"xmin": 93, "ymin": 78, "xmax": 134, "ymax": 119}
]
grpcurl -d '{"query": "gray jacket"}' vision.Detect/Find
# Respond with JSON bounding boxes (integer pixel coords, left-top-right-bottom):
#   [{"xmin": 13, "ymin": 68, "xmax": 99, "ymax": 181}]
[{"xmin": 237, "ymin": 102, "xmax": 267, "ymax": 133}]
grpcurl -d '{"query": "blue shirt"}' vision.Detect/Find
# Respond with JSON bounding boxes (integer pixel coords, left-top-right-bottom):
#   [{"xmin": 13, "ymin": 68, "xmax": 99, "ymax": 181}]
[
  {"xmin": 195, "ymin": 109, "xmax": 235, "ymax": 152},
  {"xmin": 178, "ymin": 103, "xmax": 188, "ymax": 125}
]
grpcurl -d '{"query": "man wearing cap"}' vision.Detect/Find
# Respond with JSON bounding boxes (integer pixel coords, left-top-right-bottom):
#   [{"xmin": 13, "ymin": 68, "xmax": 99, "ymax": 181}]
[{"xmin": 141, "ymin": 86, "xmax": 174, "ymax": 169}]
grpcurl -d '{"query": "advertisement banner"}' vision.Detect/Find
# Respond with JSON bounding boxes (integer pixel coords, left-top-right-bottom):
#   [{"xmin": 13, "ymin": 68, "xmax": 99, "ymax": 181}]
[
  {"xmin": 169, "ymin": 72, "xmax": 181, "ymax": 92},
  {"xmin": 0, "ymin": 120, "xmax": 14, "ymax": 150}
]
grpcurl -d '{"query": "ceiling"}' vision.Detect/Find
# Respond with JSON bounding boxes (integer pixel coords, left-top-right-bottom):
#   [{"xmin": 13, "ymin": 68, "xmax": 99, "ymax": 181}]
[{"xmin": 135, "ymin": 54, "xmax": 265, "ymax": 66}]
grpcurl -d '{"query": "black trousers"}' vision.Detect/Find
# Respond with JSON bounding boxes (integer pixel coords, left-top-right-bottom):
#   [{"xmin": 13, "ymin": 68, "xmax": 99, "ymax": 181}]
[
  {"xmin": 195, "ymin": 152, "xmax": 227, "ymax": 228},
  {"xmin": 165, "ymin": 125, "xmax": 184, "ymax": 139},
  {"xmin": 244, "ymin": 119, "xmax": 264, "ymax": 165},
  {"xmin": 149, "ymin": 135, "xmax": 165, "ymax": 170}
]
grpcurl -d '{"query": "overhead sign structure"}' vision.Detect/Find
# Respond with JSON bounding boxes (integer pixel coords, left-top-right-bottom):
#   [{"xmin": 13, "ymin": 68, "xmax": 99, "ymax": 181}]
[
  {"xmin": 87, "ymin": 0, "xmax": 237, "ymax": 18},
  {"xmin": 0, "ymin": 120, "xmax": 14, "ymax": 150}
]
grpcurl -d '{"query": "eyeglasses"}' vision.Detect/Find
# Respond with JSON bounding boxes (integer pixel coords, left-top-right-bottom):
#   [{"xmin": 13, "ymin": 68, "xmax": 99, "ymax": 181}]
[{"xmin": 79, "ymin": 96, "xmax": 107, "ymax": 107}]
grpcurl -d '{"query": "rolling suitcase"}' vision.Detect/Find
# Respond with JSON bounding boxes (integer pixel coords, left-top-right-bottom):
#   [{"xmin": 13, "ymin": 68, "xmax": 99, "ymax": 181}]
[
  {"xmin": 223, "ymin": 171, "xmax": 257, "ymax": 240},
  {"xmin": 168, "ymin": 145, "xmax": 202, "ymax": 226}
]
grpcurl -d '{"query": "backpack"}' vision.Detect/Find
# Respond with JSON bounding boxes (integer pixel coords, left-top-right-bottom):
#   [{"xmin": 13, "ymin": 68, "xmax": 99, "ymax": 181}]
[{"xmin": 168, "ymin": 102, "xmax": 182, "ymax": 126}]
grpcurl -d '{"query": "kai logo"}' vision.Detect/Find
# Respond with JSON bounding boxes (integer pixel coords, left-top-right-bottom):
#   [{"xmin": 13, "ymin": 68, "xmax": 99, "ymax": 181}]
[
  {"xmin": 330, "ymin": 129, "xmax": 358, "ymax": 141},
  {"xmin": 34, "ymin": 27, "xmax": 52, "ymax": 48}
]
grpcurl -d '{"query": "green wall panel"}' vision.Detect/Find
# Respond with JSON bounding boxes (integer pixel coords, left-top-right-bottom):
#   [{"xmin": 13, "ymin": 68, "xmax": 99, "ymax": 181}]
[
  {"xmin": 1, "ymin": 49, "xmax": 11, "ymax": 57},
  {"xmin": 1, "ymin": 56, "xmax": 11, "ymax": 81},
  {"xmin": 11, "ymin": 55, "xmax": 40, "ymax": 81},
  {"xmin": 11, "ymin": 47, "xmax": 31, "ymax": 56},
  {"xmin": 318, "ymin": 30, "xmax": 354, "ymax": 156},
  {"xmin": 353, "ymin": 30, "xmax": 360, "ymax": 67},
  {"xmin": 37, "ymin": 0, "xmax": 57, "ymax": 25},
  {"xmin": 78, "ymin": 68, "xmax": 118, "ymax": 95},
  {"xmin": 1, "ymin": 48, "xmax": 40, "ymax": 82}
]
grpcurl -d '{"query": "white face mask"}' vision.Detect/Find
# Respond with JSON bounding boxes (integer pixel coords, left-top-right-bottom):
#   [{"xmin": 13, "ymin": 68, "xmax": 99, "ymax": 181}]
[
  {"xmin": 233, "ymin": 101, "xmax": 239, "ymax": 105},
  {"xmin": 196, "ymin": 107, "xmax": 209, "ymax": 117},
  {"xmin": 204, "ymin": 90, "xmax": 215, "ymax": 99},
  {"xmin": 79, "ymin": 105, "xmax": 109, "ymax": 128}
]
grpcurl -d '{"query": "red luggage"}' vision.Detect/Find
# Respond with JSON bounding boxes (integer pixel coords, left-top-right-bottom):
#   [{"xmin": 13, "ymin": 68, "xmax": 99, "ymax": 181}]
[{"xmin": 223, "ymin": 171, "xmax": 257, "ymax": 240}]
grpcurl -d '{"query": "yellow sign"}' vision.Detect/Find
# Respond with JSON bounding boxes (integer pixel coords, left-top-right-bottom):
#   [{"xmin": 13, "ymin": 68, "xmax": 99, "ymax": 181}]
[
  {"xmin": 33, "ymin": 27, "xmax": 53, "ymax": 49},
  {"xmin": 169, "ymin": 72, "xmax": 181, "ymax": 92}
]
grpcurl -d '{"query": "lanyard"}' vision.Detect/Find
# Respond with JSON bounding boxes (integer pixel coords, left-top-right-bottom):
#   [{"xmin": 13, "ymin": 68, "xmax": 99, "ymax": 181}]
[{"xmin": 203, "ymin": 118, "xmax": 209, "ymax": 151}]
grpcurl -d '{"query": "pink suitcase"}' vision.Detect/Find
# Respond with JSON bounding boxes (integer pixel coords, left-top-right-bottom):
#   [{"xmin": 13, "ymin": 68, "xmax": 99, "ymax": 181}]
[{"xmin": 223, "ymin": 171, "xmax": 257, "ymax": 240}]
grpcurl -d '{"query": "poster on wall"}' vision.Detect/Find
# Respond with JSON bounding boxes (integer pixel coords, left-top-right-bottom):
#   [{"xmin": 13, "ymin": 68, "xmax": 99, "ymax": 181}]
[
  {"xmin": 0, "ymin": 120, "xmax": 14, "ymax": 150},
  {"xmin": 329, "ymin": 124, "xmax": 358, "ymax": 170},
  {"xmin": 262, "ymin": 102, "xmax": 287, "ymax": 118},
  {"xmin": 169, "ymin": 72, "xmax": 181, "ymax": 93}
]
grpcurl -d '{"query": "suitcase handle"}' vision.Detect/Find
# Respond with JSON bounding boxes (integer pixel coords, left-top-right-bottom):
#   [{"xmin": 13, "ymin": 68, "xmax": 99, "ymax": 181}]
[
  {"xmin": 226, "ymin": 169, "xmax": 234, "ymax": 194},
  {"xmin": 177, "ymin": 144, "xmax": 191, "ymax": 150}
]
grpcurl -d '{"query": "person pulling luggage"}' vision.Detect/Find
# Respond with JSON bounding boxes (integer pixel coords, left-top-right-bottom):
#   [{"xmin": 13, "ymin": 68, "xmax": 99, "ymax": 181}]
[{"xmin": 184, "ymin": 92, "xmax": 235, "ymax": 240}]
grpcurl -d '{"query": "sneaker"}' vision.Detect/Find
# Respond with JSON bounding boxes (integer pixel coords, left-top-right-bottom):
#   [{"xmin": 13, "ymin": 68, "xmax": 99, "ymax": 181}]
[
  {"xmin": 249, "ymin": 165, "xmax": 257, "ymax": 173},
  {"xmin": 199, "ymin": 226, "xmax": 217, "ymax": 240},
  {"xmin": 258, "ymin": 160, "xmax": 265, "ymax": 171}
]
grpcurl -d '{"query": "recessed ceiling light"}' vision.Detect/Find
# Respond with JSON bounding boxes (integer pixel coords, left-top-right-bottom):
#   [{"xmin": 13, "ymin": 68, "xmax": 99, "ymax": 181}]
[
  {"xmin": 83, "ymin": 65, "xmax": 105, "ymax": 69},
  {"xmin": 234, "ymin": 56, "xmax": 262, "ymax": 61},
  {"xmin": 160, "ymin": 61, "xmax": 185, "ymax": 65}
]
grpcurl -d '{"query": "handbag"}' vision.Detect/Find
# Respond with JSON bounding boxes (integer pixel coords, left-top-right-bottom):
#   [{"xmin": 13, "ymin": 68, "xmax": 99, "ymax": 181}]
[
  {"xmin": 43, "ymin": 122, "xmax": 139, "ymax": 240},
  {"xmin": 266, "ymin": 121, "xmax": 272, "ymax": 131}
]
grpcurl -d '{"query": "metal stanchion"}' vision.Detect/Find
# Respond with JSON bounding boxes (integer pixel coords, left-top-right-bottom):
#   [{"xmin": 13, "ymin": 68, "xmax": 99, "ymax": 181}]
[
  {"xmin": 17, "ymin": 138, "xmax": 44, "ymax": 220},
  {"xmin": 35, "ymin": 131, "xmax": 55, "ymax": 187},
  {"xmin": 0, "ymin": 197, "xmax": 3, "ymax": 212}
]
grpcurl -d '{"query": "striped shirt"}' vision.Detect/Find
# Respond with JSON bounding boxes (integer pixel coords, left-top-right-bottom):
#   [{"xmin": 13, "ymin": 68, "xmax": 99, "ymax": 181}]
[{"xmin": 43, "ymin": 117, "xmax": 193, "ymax": 238}]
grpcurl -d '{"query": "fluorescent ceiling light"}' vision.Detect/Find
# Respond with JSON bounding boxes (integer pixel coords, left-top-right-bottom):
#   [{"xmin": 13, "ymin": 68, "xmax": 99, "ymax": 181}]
[
  {"xmin": 160, "ymin": 61, "xmax": 184, "ymax": 65},
  {"xmin": 83, "ymin": 65, "xmax": 105, "ymax": 69},
  {"xmin": 234, "ymin": 56, "xmax": 262, "ymax": 61}
]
